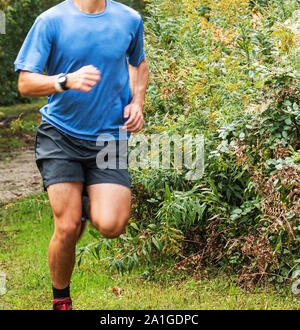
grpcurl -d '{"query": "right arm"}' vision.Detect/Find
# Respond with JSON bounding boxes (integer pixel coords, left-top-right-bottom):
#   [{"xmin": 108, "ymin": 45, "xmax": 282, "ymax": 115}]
[{"xmin": 18, "ymin": 65, "xmax": 101, "ymax": 97}]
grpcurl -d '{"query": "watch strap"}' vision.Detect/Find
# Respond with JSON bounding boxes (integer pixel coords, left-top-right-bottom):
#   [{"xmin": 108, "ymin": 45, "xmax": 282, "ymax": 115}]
[{"xmin": 55, "ymin": 73, "xmax": 69, "ymax": 92}]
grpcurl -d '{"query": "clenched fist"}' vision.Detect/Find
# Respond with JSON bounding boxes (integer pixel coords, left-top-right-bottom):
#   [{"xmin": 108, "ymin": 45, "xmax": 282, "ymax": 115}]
[{"xmin": 66, "ymin": 65, "xmax": 101, "ymax": 92}]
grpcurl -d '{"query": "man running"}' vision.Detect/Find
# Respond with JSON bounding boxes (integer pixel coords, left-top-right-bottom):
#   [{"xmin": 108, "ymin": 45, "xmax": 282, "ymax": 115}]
[{"xmin": 14, "ymin": 0, "xmax": 148, "ymax": 310}]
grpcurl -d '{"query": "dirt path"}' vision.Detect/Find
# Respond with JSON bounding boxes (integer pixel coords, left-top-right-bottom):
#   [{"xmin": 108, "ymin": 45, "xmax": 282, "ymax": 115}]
[{"xmin": 0, "ymin": 148, "xmax": 42, "ymax": 205}]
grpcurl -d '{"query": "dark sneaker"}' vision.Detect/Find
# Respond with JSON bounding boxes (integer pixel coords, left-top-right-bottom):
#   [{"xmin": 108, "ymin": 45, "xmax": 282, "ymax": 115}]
[
  {"xmin": 53, "ymin": 297, "xmax": 72, "ymax": 310},
  {"xmin": 81, "ymin": 195, "xmax": 90, "ymax": 223}
]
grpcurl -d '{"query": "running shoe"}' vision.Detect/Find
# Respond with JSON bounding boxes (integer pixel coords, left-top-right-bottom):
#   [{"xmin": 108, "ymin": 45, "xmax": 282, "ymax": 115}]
[{"xmin": 53, "ymin": 297, "xmax": 72, "ymax": 310}]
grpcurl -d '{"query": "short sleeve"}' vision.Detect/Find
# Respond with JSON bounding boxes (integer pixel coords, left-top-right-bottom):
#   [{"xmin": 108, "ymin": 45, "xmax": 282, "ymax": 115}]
[
  {"xmin": 14, "ymin": 16, "xmax": 53, "ymax": 73},
  {"xmin": 127, "ymin": 18, "xmax": 146, "ymax": 67}
]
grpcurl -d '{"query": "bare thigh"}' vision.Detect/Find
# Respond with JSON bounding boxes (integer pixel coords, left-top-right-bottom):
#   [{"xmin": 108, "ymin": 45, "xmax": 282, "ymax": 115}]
[
  {"xmin": 47, "ymin": 182, "xmax": 83, "ymax": 241},
  {"xmin": 87, "ymin": 183, "xmax": 132, "ymax": 239}
]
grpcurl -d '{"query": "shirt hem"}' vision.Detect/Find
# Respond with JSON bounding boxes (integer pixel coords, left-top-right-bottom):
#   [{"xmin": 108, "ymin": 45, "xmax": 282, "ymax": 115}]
[
  {"xmin": 14, "ymin": 62, "xmax": 43, "ymax": 73},
  {"xmin": 129, "ymin": 53, "xmax": 146, "ymax": 67},
  {"xmin": 41, "ymin": 115, "xmax": 130, "ymax": 141}
]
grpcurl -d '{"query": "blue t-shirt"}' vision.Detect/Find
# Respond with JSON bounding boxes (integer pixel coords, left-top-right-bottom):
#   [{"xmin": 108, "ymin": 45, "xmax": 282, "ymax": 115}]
[{"xmin": 14, "ymin": 0, "xmax": 145, "ymax": 141}]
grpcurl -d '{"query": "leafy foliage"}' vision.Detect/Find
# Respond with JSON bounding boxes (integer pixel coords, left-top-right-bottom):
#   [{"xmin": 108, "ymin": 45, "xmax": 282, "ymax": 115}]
[{"xmin": 81, "ymin": 0, "xmax": 300, "ymax": 288}]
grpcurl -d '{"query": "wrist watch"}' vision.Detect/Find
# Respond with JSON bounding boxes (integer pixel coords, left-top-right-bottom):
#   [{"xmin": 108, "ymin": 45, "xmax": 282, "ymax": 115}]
[{"xmin": 55, "ymin": 73, "xmax": 69, "ymax": 92}]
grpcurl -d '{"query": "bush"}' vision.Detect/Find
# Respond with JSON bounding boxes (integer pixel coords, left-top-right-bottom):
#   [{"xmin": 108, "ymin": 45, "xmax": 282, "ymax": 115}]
[{"xmin": 79, "ymin": 0, "xmax": 300, "ymax": 288}]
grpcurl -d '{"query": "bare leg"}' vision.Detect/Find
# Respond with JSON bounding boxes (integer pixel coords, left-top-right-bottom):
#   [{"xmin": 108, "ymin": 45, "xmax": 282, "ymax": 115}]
[
  {"xmin": 47, "ymin": 182, "xmax": 83, "ymax": 289},
  {"xmin": 87, "ymin": 183, "xmax": 131, "ymax": 239}
]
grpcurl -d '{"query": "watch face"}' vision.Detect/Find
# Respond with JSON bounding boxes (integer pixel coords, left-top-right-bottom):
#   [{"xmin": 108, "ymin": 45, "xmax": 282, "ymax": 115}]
[{"xmin": 58, "ymin": 76, "xmax": 66, "ymax": 84}]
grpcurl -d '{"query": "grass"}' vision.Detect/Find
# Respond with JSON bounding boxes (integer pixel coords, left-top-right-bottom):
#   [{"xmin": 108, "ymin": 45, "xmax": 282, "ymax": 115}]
[
  {"xmin": 0, "ymin": 98, "xmax": 45, "ymax": 157},
  {"xmin": 0, "ymin": 98, "xmax": 47, "ymax": 118},
  {"xmin": 0, "ymin": 194, "xmax": 299, "ymax": 310}
]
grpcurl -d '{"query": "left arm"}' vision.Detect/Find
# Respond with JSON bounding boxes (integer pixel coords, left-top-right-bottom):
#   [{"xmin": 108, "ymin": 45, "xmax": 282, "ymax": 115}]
[{"xmin": 124, "ymin": 59, "xmax": 149, "ymax": 133}]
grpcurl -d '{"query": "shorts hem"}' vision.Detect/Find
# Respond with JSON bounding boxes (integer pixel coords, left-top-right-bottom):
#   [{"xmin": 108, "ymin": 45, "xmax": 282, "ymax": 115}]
[
  {"xmin": 44, "ymin": 178, "xmax": 85, "ymax": 190},
  {"xmin": 86, "ymin": 179, "xmax": 131, "ymax": 190}
]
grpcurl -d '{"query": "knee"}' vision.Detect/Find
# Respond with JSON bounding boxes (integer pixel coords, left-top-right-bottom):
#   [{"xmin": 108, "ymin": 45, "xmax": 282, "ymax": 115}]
[
  {"xmin": 54, "ymin": 220, "xmax": 82, "ymax": 244},
  {"xmin": 92, "ymin": 214, "xmax": 129, "ymax": 239}
]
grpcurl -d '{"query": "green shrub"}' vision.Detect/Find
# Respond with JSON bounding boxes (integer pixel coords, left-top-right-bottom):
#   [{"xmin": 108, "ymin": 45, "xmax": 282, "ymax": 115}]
[{"xmin": 79, "ymin": 0, "xmax": 300, "ymax": 289}]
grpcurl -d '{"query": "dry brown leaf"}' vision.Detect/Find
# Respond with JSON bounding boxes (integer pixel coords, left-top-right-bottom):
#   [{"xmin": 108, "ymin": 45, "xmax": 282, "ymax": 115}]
[{"xmin": 112, "ymin": 287, "xmax": 124, "ymax": 296}]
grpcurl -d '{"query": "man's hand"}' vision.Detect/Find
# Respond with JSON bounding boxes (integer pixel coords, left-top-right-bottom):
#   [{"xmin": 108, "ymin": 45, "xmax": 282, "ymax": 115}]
[
  {"xmin": 124, "ymin": 60, "xmax": 149, "ymax": 133},
  {"xmin": 123, "ymin": 102, "xmax": 145, "ymax": 133},
  {"xmin": 66, "ymin": 65, "xmax": 101, "ymax": 92}
]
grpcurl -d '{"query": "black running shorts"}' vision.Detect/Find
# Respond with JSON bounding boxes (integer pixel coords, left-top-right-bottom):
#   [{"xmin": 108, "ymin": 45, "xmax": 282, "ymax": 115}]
[{"xmin": 35, "ymin": 120, "xmax": 131, "ymax": 190}]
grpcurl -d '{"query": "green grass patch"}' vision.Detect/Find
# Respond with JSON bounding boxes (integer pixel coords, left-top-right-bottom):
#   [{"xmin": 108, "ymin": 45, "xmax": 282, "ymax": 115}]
[
  {"xmin": 0, "ymin": 98, "xmax": 47, "ymax": 118},
  {"xmin": 0, "ymin": 194, "xmax": 299, "ymax": 310}
]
